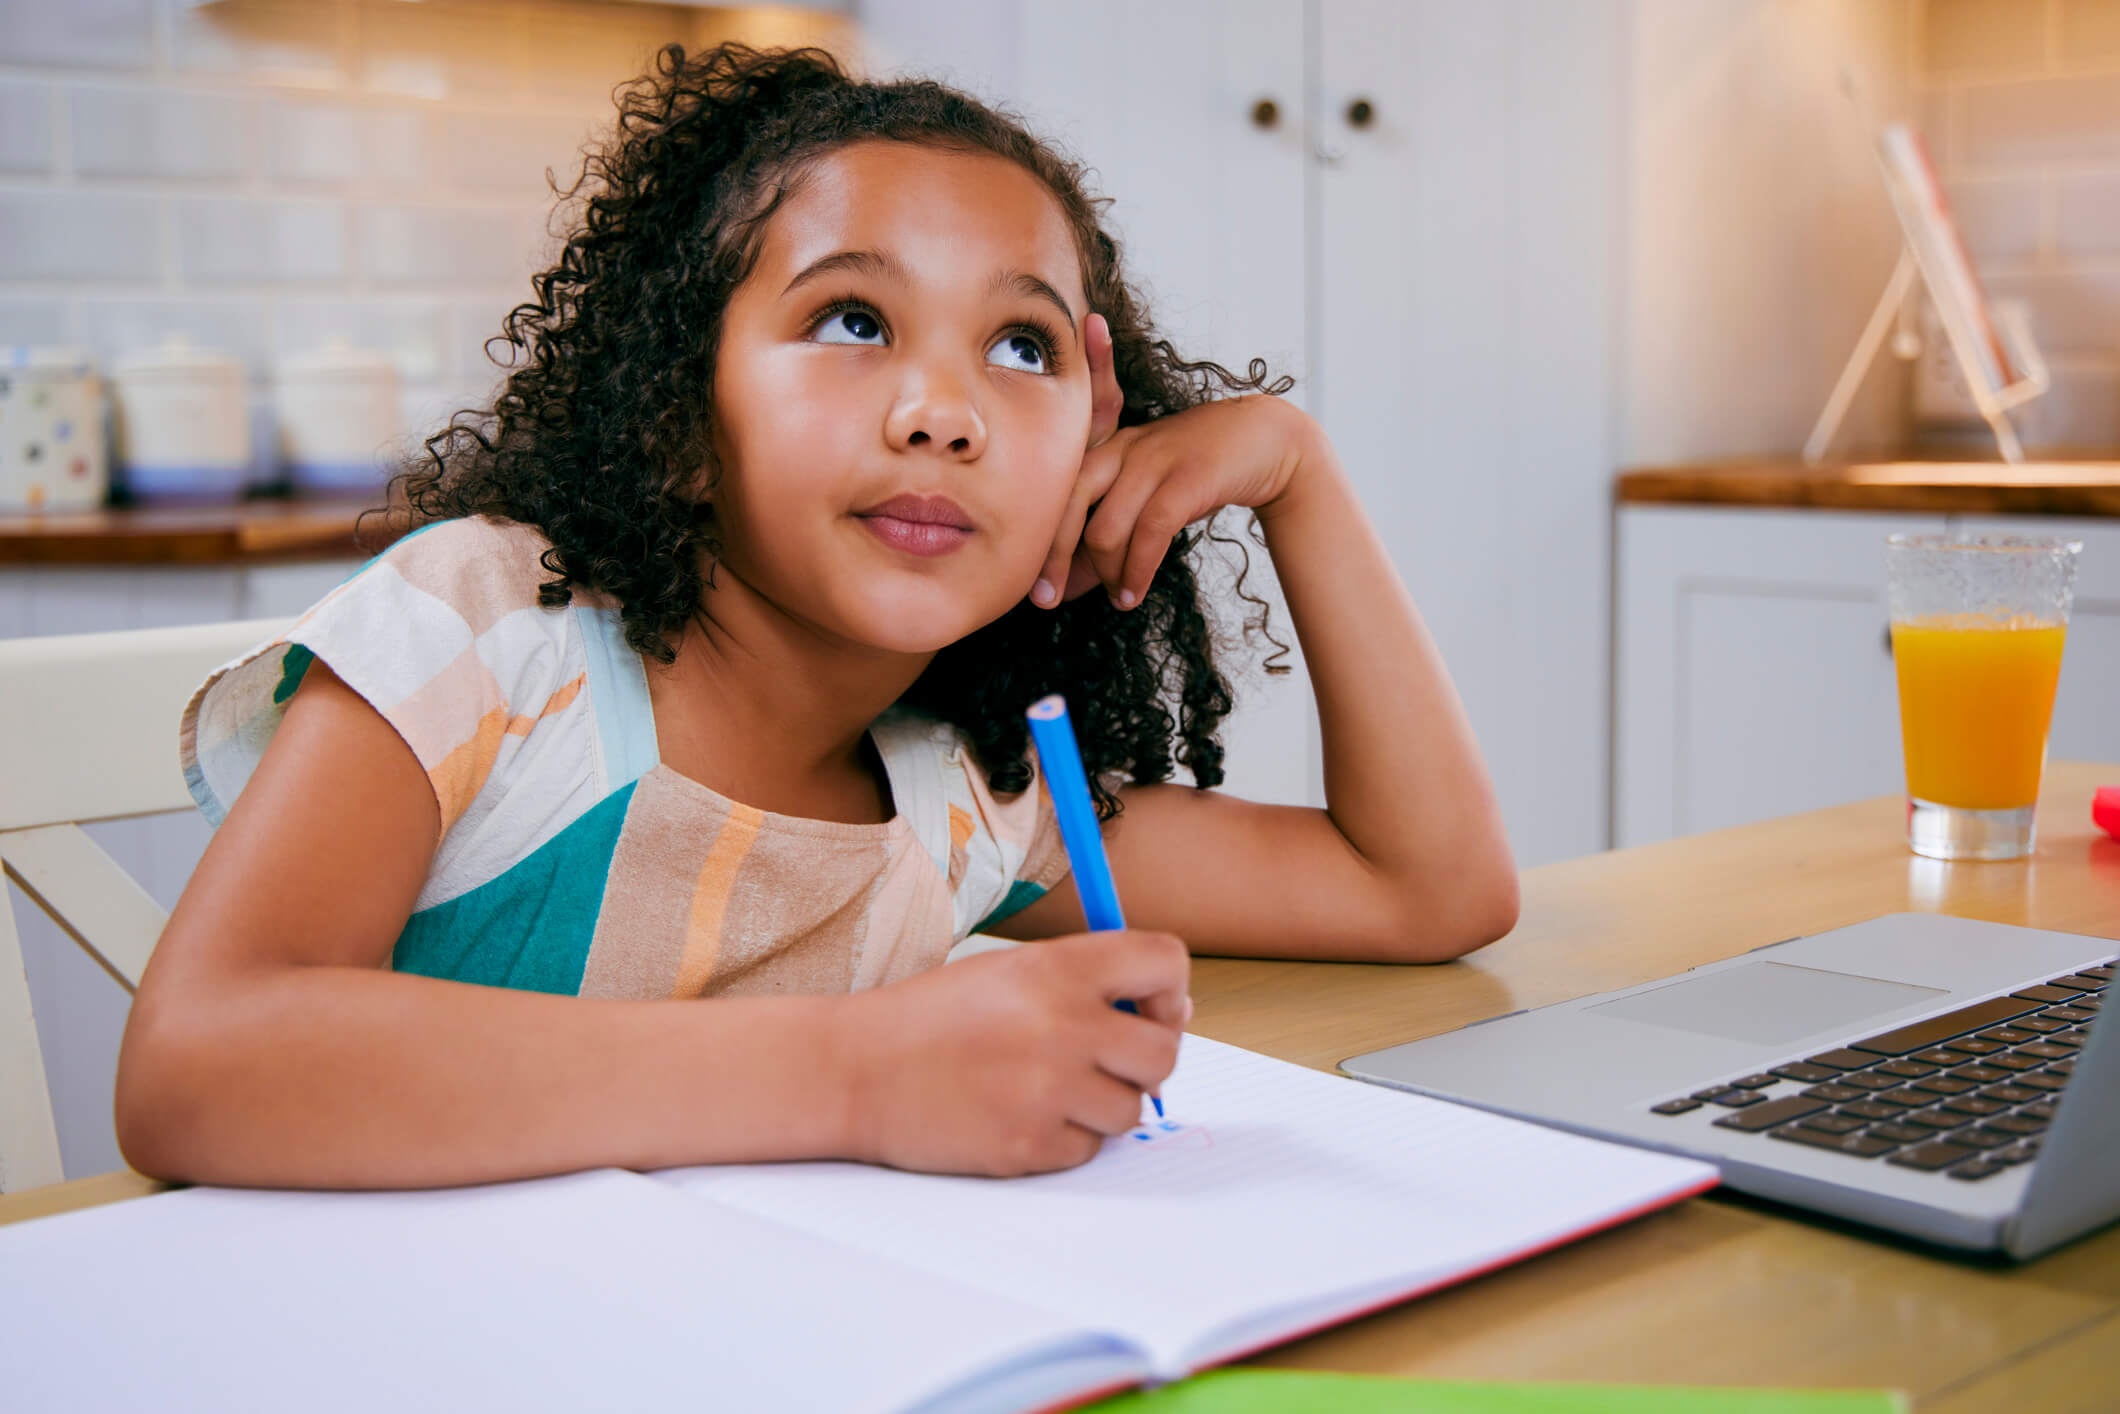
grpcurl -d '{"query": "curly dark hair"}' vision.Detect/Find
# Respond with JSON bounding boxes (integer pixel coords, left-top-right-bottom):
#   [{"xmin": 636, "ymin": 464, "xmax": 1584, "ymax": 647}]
[{"xmin": 383, "ymin": 42, "xmax": 1291, "ymax": 819}]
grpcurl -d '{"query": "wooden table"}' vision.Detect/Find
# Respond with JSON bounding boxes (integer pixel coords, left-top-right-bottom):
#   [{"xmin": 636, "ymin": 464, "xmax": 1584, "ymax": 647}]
[{"xmin": 9, "ymin": 765, "xmax": 2119, "ymax": 1411}]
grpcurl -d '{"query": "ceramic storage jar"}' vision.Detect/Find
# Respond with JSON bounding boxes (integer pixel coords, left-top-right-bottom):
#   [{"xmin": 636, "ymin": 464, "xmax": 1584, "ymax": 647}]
[
  {"xmin": 0, "ymin": 347, "xmax": 108, "ymax": 512},
  {"xmin": 110, "ymin": 336, "xmax": 251, "ymax": 503},
  {"xmin": 275, "ymin": 339, "xmax": 401, "ymax": 494}
]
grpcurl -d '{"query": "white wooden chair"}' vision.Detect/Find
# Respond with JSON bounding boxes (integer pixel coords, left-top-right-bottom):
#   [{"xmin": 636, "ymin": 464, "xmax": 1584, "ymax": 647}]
[{"xmin": 0, "ymin": 617, "xmax": 291, "ymax": 1192}]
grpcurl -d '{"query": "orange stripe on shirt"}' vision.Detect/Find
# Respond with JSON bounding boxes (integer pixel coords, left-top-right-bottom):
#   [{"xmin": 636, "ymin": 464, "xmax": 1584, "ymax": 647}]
[
  {"xmin": 426, "ymin": 703, "xmax": 509, "ymax": 837},
  {"xmin": 671, "ymin": 803, "xmax": 764, "ymax": 998},
  {"xmin": 504, "ymin": 671, "xmax": 586, "ymax": 737}
]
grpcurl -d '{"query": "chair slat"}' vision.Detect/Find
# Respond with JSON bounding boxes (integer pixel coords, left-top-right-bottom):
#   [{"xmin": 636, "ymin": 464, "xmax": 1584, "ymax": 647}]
[
  {"xmin": 0, "ymin": 617, "xmax": 289, "ymax": 832},
  {"xmin": 1, "ymin": 825, "xmax": 168, "ymax": 990},
  {"xmin": 0, "ymin": 885, "xmax": 64, "ymax": 1193}
]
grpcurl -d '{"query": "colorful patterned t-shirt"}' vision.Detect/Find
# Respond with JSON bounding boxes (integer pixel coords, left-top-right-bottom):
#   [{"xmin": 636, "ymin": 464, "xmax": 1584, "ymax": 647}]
[{"xmin": 179, "ymin": 516, "xmax": 1071, "ymax": 999}]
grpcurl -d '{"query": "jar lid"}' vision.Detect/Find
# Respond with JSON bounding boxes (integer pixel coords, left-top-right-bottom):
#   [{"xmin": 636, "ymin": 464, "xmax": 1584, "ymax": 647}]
[
  {"xmin": 2, "ymin": 346, "xmax": 96, "ymax": 376},
  {"xmin": 112, "ymin": 334, "xmax": 242, "ymax": 376},
  {"xmin": 277, "ymin": 336, "xmax": 397, "ymax": 379}
]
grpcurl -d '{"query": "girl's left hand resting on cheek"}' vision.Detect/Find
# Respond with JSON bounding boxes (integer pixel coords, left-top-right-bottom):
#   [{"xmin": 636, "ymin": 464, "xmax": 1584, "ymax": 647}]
[{"xmin": 1030, "ymin": 312, "xmax": 1319, "ymax": 612}]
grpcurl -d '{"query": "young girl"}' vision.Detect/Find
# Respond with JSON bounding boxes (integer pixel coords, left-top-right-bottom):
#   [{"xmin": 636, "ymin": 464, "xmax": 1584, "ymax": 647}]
[{"xmin": 116, "ymin": 44, "xmax": 1516, "ymax": 1189}]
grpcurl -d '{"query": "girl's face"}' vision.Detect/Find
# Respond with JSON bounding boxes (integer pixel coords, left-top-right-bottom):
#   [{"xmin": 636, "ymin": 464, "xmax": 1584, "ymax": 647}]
[{"xmin": 708, "ymin": 140, "xmax": 1093, "ymax": 656}]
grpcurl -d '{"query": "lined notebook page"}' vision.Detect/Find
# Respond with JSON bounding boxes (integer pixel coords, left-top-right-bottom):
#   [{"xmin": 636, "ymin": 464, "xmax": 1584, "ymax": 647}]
[
  {"xmin": 656, "ymin": 1036, "xmax": 1718, "ymax": 1375},
  {"xmin": 0, "ymin": 1168, "xmax": 1140, "ymax": 1414}
]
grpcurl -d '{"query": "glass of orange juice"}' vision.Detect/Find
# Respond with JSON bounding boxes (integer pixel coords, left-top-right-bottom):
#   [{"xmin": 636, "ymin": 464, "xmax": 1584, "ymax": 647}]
[{"xmin": 1885, "ymin": 534, "xmax": 2082, "ymax": 860}]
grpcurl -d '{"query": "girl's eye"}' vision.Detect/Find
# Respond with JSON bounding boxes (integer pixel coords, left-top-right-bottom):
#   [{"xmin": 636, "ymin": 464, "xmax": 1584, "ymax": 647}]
[
  {"xmin": 813, "ymin": 307, "xmax": 884, "ymax": 345},
  {"xmin": 988, "ymin": 332, "xmax": 1049, "ymax": 374}
]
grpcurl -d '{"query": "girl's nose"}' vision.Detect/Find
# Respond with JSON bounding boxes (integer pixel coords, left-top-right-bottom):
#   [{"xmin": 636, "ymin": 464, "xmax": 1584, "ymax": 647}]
[{"xmin": 884, "ymin": 366, "xmax": 987, "ymax": 460}]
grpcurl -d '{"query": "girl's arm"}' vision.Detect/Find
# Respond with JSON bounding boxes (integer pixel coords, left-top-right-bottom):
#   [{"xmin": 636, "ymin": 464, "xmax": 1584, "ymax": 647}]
[
  {"xmin": 117, "ymin": 663, "xmax": 1185, "ymax": 1188},
  {"xmin": 998, "ymin": 395, "xmax": 1518, "ymax": 963}
]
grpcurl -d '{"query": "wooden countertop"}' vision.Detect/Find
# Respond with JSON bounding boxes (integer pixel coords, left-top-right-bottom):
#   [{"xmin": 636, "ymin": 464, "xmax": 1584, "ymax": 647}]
[
  {"xmin": 1618, "ymin": 458, "xmax": 2120, "ymax": 516},
  {"xmin": 0, "ymin": 497, "xmax": 404, "ymax": 566},
  {"xmin": 10, "ymin": 762, "xmax": 2119, "ymax": 1410}
]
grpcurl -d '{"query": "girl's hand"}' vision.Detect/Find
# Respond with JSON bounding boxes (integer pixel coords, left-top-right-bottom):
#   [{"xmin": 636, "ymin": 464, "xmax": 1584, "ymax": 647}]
[
  {"xmin": 840, "ymin": 930, "xmax": 1190, "ymax": 1177},
  {"xmin": 1030, "ymin": 317, "xmax": 1319, "ymax": 610}
]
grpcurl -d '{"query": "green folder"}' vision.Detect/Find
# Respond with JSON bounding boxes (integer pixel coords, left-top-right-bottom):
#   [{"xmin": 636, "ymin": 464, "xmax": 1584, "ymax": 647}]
[{"xmin": 1092, "ymin": 1370, "xmax": 1907, "ymax": 1414}]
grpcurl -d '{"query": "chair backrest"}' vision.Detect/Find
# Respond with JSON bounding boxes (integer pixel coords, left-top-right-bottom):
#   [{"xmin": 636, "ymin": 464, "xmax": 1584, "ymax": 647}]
[{"xmin": 0, "ymin": 617, "xmax": 291, "ymax": 1192}]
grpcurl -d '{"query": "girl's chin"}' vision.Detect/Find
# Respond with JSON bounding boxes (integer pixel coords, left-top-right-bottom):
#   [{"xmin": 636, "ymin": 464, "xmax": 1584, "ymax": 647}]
[{"xmin": 840, "ymin": 591, "xmax": 1027, "ymax": 654}]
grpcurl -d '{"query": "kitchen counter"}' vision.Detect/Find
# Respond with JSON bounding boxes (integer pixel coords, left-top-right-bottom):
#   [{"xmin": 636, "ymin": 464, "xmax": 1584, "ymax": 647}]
[
  {"xmin": 1617, "ymin": 458, "xmax": 2120, "ymax": 516},
  {"xmin": 0, "ymin": 497, "xmax": 408, "ymax": 566}
]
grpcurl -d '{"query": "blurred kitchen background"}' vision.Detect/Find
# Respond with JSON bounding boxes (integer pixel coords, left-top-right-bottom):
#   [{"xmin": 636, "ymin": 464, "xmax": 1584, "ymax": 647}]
[{"xmin": 6, "ymin": 0, "xmax": 2120, "ymax": 1180}]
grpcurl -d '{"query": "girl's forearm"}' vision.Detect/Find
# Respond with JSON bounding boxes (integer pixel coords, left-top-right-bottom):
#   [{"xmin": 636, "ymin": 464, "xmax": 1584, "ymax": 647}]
[
  {"xmin": 115, "ymin": 966, "xmax": 861, "ymax": 1189},
  {"xmin": 1257, "ymin": 427, "xmax": 1519, "ymax": 941}
]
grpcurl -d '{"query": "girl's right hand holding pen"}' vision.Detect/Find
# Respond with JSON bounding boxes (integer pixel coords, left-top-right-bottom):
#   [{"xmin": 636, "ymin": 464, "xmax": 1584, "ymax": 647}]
[{"xmin": 840, "ymin": 930, "xmax": 1190, "ymax": 1177}]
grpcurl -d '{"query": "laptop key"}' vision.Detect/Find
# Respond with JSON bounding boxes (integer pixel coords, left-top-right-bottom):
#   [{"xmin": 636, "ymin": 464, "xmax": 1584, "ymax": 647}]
[
  {"xmin": 1978, "ymin": 1027, "xmax": 2035, "ymax": 1044},
  {"xmin": 1691, "ymin": 1087, "xmax": 1738, "ymax": 1101},
  {"xmin": 1906, "ymin": 1075, "xmax": 1976, "ymax": 1094},
  {"xmin": 2014, "ymin": 1072, "xmax": 2069, "ymax": 1092},
  {"xmin": 1872, "ymin": 1088, "xmax": 1931, "ymax": 1108},
  {"xmin": 1806, "ymin": 1048, "xmax": 1884, "ymax": 1070},
  {"xmin": 1875, "ymin": 1058, "xmax": 1939, "ymax": 1078},
  {"xmin": 2041, "ymin": 1007, "xmax": 2095, "ymax": 1023},
  {"xmin": 1802, "ymin": 1083, "xmax": 1863, "ymax": 1102},
  {"xmin": 2046, "ymin": 975, "xmax": 2105, "ymax": 992},
  {"xmin": 1869, "ymin": 1122, "xmax": 1930, "ymax": 1143},
  {"xmin": 1710, "ymin": 1089, "xmax": 1767, "ymax": 1107},
  {"xmin": 1651, "ymin": 1098, "xmax": 1702, "ymax": 1115},
  {"xmin": 2080, "ymin": 964, "xmax": 2114, "ymax": 981},
  {"xmin": 1904, "ymin": 1110, "xmax": 1970, "ymax": 1131},
  {"xmin": 1839, "ymin": 1072, "xmax": 1902, "ymax": 1091},
  {"xmin": 1985, "ymin": 1053, "xmax": 2046, "ymax": 1071},
  {"xmin": 1991, "ymin": 1145, "xmax": 2037, "ymax": 1165},
  {"xmin": 1980, "ymin": 1084, "xmax": 2041, "ymax": 1103},
  {"xmin": 1951, "ymin": 1128, "xmax": 2016, "ymax": 1150},
  {"xmin": 1797, "ymin": 1113, "xmax": 1866, "ymax": 1134},
  {"xmin": 1710, "ymin": 1095, "xmax": 1828, "ymax": 1131},
  {"xmin": 1888, "ymin": 1140, "xmax": 1976, "ymax": 1170},
  {"xmin": 1935, "ymin": 1095, "xmax": 2008, "ymax": 1117},
  {"xmin": 1912, "ymin": 1048, "xmax": 1966, "ymax": 1066},
  {"xmin": 1731, "ymin": 1074, "xmax": 1782, "ymax": 1089},
  {"xmin": 2020, "ymin": 1100, "xmax": 2058, "ymax": 1121},
  {"xmin": 2011, "ymin": 986, "xmax": 2079, "ymax": 1003},
  {"xmin": 2016, "ymin": 1041, "xmax": 2073, "ymax": 1060},
  {"xmin": 1770, "ymin": 1126, "xmax": 1897, "ymax": 1158},
  {"xmin": 1948, "ymin": 1064, "xmax": 2010, "ymax": 1083},
  {"xmin": 1849, "ymin": 997, "xmax": 2040, "ymax": 1056},
  {"xmin": 1771, "ymin": 1062, "xmax": 1838, "ymax": 1083},
  {"xmin": 1985, "ymin": 1114, "xmax": 2046, "ymax": 1135},
  {"xmin": 1940, "ymin": 1037, "xmax": 2004, "ymax": 1055},
  {"xmin": 1949, "ymin": 1160, "xmax": 2007, "ymax": 1181},
  {"xmin": 2012, "ymin": 1015, "xmax": 2071, "ymax": 1034},
  {"xmin": 2046, "ymin": 1057, "xmax": 2077, "ymax": 1076},
  {"xmin": 1837, "ymin": 1101, "xmax": 1899, "ymax": 1120}
]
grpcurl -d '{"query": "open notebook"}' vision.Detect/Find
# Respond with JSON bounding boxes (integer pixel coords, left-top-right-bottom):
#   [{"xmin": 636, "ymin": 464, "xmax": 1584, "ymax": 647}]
[{"xmin": 0, "ymin": 1037, "xmax": 1716, "ymax": 1414}]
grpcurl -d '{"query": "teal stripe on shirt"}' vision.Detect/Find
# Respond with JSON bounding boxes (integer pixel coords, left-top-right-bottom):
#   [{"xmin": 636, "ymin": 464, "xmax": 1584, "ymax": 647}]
[{"xmin": 391, "ymin": 781, "xmax": 635, "ymax": 994}]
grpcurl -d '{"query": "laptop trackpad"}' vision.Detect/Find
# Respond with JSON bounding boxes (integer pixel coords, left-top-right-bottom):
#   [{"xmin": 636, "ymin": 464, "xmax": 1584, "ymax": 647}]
[{"xmin": 1587, "ymin": 962, "xmax": 1947, "ymax": 1046}]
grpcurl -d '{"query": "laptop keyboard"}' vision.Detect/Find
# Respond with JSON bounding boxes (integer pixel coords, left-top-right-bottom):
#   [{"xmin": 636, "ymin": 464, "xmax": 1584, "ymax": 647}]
[{"xmin": 1648, "ymin": 961, "xmax": 2109, "ymax": 1183}]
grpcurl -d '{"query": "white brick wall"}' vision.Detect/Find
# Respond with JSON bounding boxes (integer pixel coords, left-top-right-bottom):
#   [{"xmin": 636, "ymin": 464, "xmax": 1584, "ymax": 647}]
[
  {"xmin": 1920, "ymin": 0, "xmax": 2120, "ymax": 451},
  {"xmin": 0, "ymin": 0, "xmax": 852, "ymax": 488}
]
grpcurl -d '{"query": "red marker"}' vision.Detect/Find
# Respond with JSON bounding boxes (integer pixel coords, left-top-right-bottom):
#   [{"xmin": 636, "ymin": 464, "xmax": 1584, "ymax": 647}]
[{"xmin": 2094, "ymin": 786, "xmax": 2120, "ymax": 840}]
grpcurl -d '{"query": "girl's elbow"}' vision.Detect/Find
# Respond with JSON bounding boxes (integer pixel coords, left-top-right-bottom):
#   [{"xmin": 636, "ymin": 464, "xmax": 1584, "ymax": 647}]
[{"xmin": 113, "ymin": 1014, "xmax": 210, "ymax": 1183}]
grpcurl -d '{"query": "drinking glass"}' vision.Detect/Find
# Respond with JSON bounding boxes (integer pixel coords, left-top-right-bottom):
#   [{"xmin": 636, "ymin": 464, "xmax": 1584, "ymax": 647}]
[{"xmin": 1885, "ymin": 534, "xmax": 2081, "ymax": 860}]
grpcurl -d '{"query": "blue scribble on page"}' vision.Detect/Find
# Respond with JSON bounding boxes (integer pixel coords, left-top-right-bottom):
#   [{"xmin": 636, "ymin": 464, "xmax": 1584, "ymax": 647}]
[{"xmin": 1123, "ymin": 1119, "xmax": 1213, "ymax": 1151}]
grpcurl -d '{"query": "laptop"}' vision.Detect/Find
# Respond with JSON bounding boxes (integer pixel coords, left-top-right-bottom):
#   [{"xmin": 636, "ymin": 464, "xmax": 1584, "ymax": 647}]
[{"xmin": 1340, "ymin": 914, "xmax": 2115, "ymax": 1259}]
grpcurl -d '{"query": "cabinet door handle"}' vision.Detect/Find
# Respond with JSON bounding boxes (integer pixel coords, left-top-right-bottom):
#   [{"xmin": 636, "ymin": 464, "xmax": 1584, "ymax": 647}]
[
  {"xmin": 1345, "ymin": 97, "xmax": 1376, "ymax": 129},
  {"xmin": 1250, "ymin": 97, "xmax": 1280, "ymax": 130}
]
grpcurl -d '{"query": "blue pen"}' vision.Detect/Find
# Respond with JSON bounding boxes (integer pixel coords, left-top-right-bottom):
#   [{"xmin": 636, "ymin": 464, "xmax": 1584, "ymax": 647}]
[{"xmin": 1025, "ymin": 693, "xmax": 1166, "ymax": 1119}]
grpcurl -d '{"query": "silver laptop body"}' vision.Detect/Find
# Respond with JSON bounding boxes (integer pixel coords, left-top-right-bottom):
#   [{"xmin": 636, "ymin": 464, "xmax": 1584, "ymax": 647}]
[{"xmin": 1340, "ymin": 914, "xmax": 2116, "ymax": 1258}]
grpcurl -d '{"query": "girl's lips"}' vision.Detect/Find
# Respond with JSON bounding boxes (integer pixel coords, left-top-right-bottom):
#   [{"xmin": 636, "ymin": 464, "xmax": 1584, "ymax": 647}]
[{"xmin": 858, "ymin": 515, "xmax": 973, "ymax": 557}]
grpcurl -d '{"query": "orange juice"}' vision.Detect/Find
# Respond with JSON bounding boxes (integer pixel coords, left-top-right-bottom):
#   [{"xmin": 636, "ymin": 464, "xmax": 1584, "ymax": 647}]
[{"xmin": 1892, "ymin": 614, "xmax": 2066, "ymax": 810}]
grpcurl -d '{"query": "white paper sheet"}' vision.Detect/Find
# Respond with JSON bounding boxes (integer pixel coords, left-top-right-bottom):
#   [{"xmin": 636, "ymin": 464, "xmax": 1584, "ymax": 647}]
[
  {"xmin": 654, "ymin": 1035, "xmax": 1719, "ymax": 1373},
  {"xmin": 0, "ymin": 1167, "xmax": 1137, "ymax": 1413}
]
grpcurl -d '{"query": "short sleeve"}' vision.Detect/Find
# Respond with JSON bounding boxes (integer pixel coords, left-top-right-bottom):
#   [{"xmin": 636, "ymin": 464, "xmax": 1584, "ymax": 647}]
[
  {"xmin": 180, "ymin": 516, "xmax": 610, "ymax": 910},
  {"xmin": 952, "ymin": 733, "xmax": 1072, "ymax": 938}
]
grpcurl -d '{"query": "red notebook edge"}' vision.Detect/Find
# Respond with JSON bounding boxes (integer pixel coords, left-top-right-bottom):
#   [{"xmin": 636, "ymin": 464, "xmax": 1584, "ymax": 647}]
[{"xmin": 1030, "ymin": 1171, "xmax": 1722, "ymax": 1414}]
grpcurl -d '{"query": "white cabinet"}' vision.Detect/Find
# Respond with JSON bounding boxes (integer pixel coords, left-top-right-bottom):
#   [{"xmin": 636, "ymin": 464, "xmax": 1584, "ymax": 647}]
[
  {"xmin": 867, "ymin": 1, "xmax": 1625, "ymax": 868},
  {"xmin": 1616, "ymin": 507, "xmax": 2120, "ymax": 849}
]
